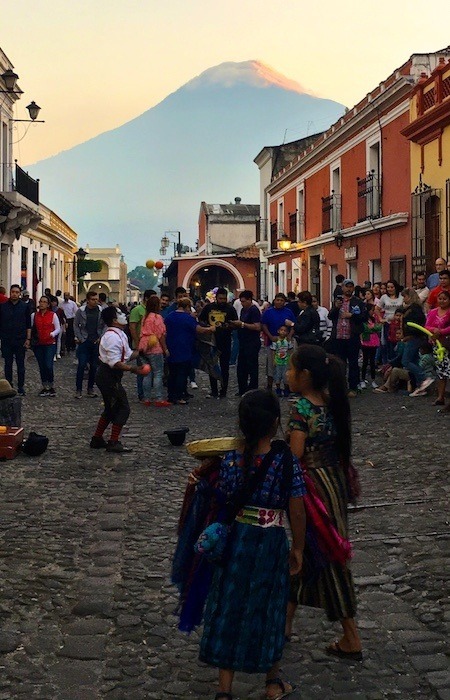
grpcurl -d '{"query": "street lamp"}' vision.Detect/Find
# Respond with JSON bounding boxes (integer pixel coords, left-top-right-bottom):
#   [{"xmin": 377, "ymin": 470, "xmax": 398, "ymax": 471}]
[
  {"xmin": 334, "ymin": 232, "xmax": 344, "ymax": 248},
  {"xmin": 0, "ymin": 70, "xmax": 45, "ymax": 123},
  {"xmin": 277, "ymin": 232, "xmax": 292, "ymax": 251},
  {"xmin": 161, "ymin": 231, "xmax": 182, "ymax": 257},
  {"xmin": 73, "ymin": 248, "xmax": 88, "ymax": 299}
]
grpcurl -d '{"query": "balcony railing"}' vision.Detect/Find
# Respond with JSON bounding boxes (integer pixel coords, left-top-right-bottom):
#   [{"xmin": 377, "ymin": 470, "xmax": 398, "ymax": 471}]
[
  {"xmin": 357, "ymin": 171, "xmax": 381, "ymax": 222},
  {"xmin": 270, "ymin": 222, "xmax": 278, "ymax": 251},
  {"xmin": 289, "ymin": 212, "xmax": 297, "ymax": 243},
  {"xmin": 321, "ymin": 192, "xmax": 341, "ymax": 234},
  {"xmin": 14, "ymin": 162, "xmax": 39, "ymax": 205}
]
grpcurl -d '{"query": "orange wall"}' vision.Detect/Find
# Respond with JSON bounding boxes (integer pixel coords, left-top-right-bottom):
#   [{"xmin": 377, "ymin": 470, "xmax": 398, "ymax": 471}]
[
  {"xmin": 382, "ymin": 112, "xmax": 411, "ymax": 213},
  {"xmin": 340, "ymin": 142, "xmax": 366, "ymax": 228},
  {"xmin": 305, "ymin": 168, "xmax": 329, "ymax": 237}
]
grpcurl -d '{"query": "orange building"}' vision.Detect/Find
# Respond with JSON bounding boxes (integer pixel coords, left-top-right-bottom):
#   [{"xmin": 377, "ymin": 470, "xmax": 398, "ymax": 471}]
[
  {"xmin": 163, "ymin": 199, "xmax": 259, "ymax": 298},
  {"xmin": 255, "ymin": 50, "xmax": 450, "ymax": 305}
]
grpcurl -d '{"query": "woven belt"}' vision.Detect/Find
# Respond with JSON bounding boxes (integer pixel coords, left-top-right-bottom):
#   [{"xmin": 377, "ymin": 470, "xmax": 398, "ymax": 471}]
[{"xmin": 235, "ymin": 506, "xmax": 284, "ymax": 528}]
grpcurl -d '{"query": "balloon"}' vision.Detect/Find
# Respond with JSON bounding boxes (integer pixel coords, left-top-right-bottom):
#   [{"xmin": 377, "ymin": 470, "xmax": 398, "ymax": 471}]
[
  {"xmin": 406, "ymin": 322, "xmax": 447, "ymax": 362},
  {"xmin": 138, "ymin": 364, "xmax": 151, "ymax": 376},
  {"xmin": 146, "ymin": 259, "xmax": 155, "ymax": 269},
  {"xmin": 155, "ymin": 260, "xmax": 164, "ymax": 270}
]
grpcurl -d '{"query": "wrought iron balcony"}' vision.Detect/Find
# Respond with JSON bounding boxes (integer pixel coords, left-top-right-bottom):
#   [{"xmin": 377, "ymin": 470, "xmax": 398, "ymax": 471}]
[
  {"xmin": 357, "ymin": 171, "xmax": 381, "ymax": 222},
  {"xmin": 14, "ymin": 162, "xmax": 39, "ymax": 205},
  {"xmin": 321, "ymin": 192, "xmax": 341, "ymax": 234}
]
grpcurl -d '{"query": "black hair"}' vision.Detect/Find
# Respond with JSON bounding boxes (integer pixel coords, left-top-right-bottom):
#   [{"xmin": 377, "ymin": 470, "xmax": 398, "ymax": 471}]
[
  {"xmin": 238, "ymin": 390, "xmax": 280, "ymax": 473},
  {"xmin": 419, "ymin": 341, "xmax": 433, "ymax": 354},
  {"xmin": 10, "ymin": 284, "xmax": 21, "ymax": 292},
  {"xmin": 290, "ymin": 345, "xmax": 351, "ymax": 466},
  {"xmin": 49, "ymin": 295, "xmax": 58, "ymax": 305},
  {"xmin": 175, "ymin": 286, "xmax": 187, "ymax": 296},
  {"xmin": 56, "ymin": 290, "xmax": 62, "ymax": 296},
  {"xmin": 98, "ymin": 292, "xmax": 107, "ymax": 302},
  {"xmin": 287, "ymin": 292, "xmax": 296, "ymax": 301},
  {"xmin": 274, "ymin": 292, "xmax": 287, "ymax": 301},
  {"xmin": 143, "ymin": 289, "xmax": 156, "ymax": 300},
  {"xmin": 439, "ymin": 270, "xmax": 450, "ymax": 279},
  {"xmin": 101, "ymin": 305, "xmax": 118, "ymax": 326},
  {"xmin": 216, "ymin": 287, "xmax": 227, "ymax": 297},
  {"xmin": 336, "ymin": 274, "xmax": 345, "ymax": 284},
  {"xmin": 298, "ymin": 291, "xmax": 313, "ymax": 305},
  {"xmin": 386, "ymin": 279, "xmax": 402, "ymax": 297},
  {"xmin": 239, "ymin": 290, "xmax": 253, "ymax": 301}
]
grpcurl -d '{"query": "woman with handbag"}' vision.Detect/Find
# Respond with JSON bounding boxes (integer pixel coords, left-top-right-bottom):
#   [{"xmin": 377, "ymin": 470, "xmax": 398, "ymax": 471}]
[
  {"xmin": 31, "ymin": 296, "xmax": 60, "ymax": 397},
  {"xmin": 199, "ymin": 390, "xmax": 306, "ymax": 700},
  {"xmin": 285, "ymin": 345, "xmax": 362, "ymax": 660},
  {"xmin": 138, "ymin": 295, "xmax": 170, "ymax": 407},
  {"xmin": 425, "ymin": 290, "xmax": 450, "ymax": 409}
]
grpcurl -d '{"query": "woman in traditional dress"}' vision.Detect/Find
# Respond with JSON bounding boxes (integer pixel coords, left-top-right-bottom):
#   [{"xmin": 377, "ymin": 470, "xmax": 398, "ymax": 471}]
[
  {"xmin": 285, "ymin": 345, "xmax": 362, "ymax": 660},
  {"xmin": 199, "ymin": 390, "xmax": 306, "ymax": 700}
]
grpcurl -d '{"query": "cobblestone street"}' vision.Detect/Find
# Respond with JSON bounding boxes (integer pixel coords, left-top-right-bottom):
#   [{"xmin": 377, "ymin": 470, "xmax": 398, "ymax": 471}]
[{"xmin": 0, "ymin": 352, "xmax": 449, "ymax": 700}]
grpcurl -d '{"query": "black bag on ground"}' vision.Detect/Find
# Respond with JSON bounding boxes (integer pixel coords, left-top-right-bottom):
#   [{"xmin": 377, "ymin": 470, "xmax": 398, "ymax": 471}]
[{"xmin": 22, "ymin": 431, "xmax": 49, "ymax": 456}]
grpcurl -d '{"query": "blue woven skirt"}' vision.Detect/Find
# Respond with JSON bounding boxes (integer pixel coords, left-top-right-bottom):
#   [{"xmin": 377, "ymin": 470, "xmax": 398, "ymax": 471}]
[{"xmin": 199, "ymin": 521, "xmax": 289, "ymax": 673}]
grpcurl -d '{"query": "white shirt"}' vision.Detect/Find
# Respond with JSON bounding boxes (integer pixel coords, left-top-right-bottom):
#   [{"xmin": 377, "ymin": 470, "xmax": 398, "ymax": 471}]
[
  {"xmin": 60, "ymin": 299, "xmax": 78, "ymax": 319},
  {"xmin": 99, "ymin": 327, "xmax": 132, "ymax": 368},
  {"xmin": 416, "ymin": 286, "xmax": 430, "ymax": 306},
  {"xmin": 316, "ymin": 305, "xmax": 333, "ymax": 340}
]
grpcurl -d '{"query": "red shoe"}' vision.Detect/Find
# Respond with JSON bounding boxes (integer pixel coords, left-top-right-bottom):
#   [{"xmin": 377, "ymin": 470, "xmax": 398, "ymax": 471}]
[
  {"xmin": 153, "ymin": 400, "xmax": 172, "ymax": 407},
  {"xmin": 142, "ymin": 400, "xmax": 152, "ymax": 406}
]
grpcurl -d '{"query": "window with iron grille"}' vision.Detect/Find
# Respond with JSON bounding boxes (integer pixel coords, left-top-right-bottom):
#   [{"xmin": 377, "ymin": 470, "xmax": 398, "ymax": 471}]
[
  {"xmin": 289, "ymin": 212, "xmax": 297, "ymax": 243},
  {"xmin": 270, "ymin": 222, "xmax": 278, "ymax": 251},
  {"xmin": 321, "ymin": 192, "xmax": 341, "ymax": 234},
  {"xmin": 411, "ymin": 187, "xmax": 442, "ymax": 277},
  {"xmin": 390, "ymin": 257, "xmax": 406, "ymax": 288},
  {"xmin": 357, "ymin": 171, "xmax": 381, "ymax": 222}
]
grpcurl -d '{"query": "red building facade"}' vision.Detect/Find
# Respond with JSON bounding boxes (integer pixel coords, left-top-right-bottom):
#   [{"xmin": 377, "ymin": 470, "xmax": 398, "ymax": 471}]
[{"xmin": 255, "ymin": 53, "xmax": 449, "ymax": 305}]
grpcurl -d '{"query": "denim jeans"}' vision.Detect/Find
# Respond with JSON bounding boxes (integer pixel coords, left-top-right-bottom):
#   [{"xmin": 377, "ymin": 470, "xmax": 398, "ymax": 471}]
[
  {"xmin": 401, "ymin": 337, "xmax": 425, "ymax": 388},
  {"xmin": 76, "ymin": 339, "xmax": 99, "ymax": 392},
  {"xmin": 2, "ymin": 342, "xmax": 26, "ymax": 392},
  {"xmin": 34, "ymin": 344, "xmax": 56, "ymax": 386},
  {"xmin": 143, "ymin": 353, "xmax": 164, "ymax": 401}
]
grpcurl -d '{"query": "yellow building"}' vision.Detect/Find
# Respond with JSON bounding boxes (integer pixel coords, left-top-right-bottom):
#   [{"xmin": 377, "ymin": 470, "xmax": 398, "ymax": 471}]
[{"xmin": 402, "ymin": 56, "xmax": 450, "ymax": 276}]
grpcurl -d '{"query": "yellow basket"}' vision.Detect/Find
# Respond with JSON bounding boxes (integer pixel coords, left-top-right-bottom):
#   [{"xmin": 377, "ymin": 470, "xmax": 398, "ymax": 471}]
[{"xmin": 186, "ymin": 437, "xmax": 243, "ymax": 459}]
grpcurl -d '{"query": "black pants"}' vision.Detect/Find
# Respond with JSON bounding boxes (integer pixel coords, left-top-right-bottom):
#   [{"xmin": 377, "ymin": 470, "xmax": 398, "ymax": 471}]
[
  {"xmin": 331, "ymin": 336, "xmax": 361, "ymax": 391},
  {"xmin": 95, "ymin": 362, "xmax": 130, "ymax": 426},
  {"xmin": 168, "ymin": 361, "xmax": 191, "ymax": 402},
  {"xmin": 2, "ymin": 342, "xmax": 26, "ymax": 392},
  {"xmin": 65, "ymin": 318, "xmax": 76, "ymax": 351},
  {"xmin": 361, "ymin": 346, "xmax": 377, "ymax": 381},
  {"xmin": 237, "ymin": 344, "xmax": 260, "ymax": 395},
  {"xmin": 209, "ymin": 343, "xmax": 231, "ymax": 397}
]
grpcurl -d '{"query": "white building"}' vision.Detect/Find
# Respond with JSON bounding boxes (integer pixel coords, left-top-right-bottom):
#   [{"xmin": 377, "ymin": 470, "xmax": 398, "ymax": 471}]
[{"xmin": 82, "ymin": 245, "xmax": 127, "ymax": 302}]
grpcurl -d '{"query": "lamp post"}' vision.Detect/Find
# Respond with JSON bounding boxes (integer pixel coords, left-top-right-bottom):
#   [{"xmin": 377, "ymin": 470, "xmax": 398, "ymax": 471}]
[
  {"xmin": 160, "ymin": 231, "xmax": 182, "ymax": 257},
  {"xmin": 334, "ymin": 232, "xmax": 344, "ymax": 249},
  {"xmin": 73, "ymin": 247, "xmax": 87, "ymax": 300},
  {"xmin": 0, "ymin": 70, "xmax": 45, "ymax": 123}
]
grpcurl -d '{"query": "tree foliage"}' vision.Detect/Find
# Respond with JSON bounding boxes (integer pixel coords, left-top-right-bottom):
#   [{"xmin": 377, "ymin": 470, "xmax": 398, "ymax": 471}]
[{"xmin": 77, "ymin": 260, "xmax": 102, "ymax": 278}]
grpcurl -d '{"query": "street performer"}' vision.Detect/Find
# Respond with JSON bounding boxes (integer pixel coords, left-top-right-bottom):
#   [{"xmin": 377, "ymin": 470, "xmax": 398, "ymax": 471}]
[{"xmin": 90, "ymin": 305, "xmax": 147, "ymax": 453}]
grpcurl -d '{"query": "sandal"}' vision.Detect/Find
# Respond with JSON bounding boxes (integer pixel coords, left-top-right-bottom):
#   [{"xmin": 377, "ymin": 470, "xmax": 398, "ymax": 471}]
[
  {"xmin": 433, "ymin": 399, "xmax": 445, "ymax": 406},
  {"xmin": 326, "ymin": 640, "xmax": 363, "ymax": 661},
  {"xmin": 265, "ymin": 677, "xmax": 296, "ymax": 700}
]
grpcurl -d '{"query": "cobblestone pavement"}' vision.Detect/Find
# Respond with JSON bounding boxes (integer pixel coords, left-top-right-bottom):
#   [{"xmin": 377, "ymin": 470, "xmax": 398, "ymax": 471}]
[{"xmin": 0, "ymin": 352, "xmax": 449, "ymax": 700}]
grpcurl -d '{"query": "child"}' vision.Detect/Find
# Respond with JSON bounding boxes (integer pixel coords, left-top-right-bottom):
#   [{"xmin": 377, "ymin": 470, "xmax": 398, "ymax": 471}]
[
  {"xmin": 359, "ymin": 304, "xmax": 382, "ymax": 389},
  {"xmin": 285, "ymin": 345, "xmax": 362, "ymax": 660},
  {"xmin": 386, "ymin": 309, "xmax": 403, "ymax": 361},
  {"xmin": 374, "ymin": 328, "xmax": 411, "ymax": 393},
  {"xmin": 270, "ymin": 324, "xmax": 292, "ymax": 397},
  {"xmin": 189, "ymin": 391, "xmax": 306, "ymax": 700}
]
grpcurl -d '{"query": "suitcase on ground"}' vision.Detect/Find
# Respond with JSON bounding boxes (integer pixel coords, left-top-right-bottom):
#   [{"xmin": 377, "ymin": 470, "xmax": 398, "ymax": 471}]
[{"xmin": 0, "ymin": 427, "xmax": 24, "ymax": 460}]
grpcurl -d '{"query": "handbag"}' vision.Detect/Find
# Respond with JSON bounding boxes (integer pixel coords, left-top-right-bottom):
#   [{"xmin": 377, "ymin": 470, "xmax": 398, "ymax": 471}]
[{"xmin": 194, "ymin": 440, "xmax": 290, "ymax": 563}]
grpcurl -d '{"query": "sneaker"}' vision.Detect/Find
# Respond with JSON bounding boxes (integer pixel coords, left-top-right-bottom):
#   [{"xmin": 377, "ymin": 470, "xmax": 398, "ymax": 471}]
[
  {"xmin": 153, "ymin": 400, "xmax": 172, "ymax": 407},
  {"xmin": 53, "ymin": 356, "xmax": 57, "ymax": 362},
  {"xmin": 87, "ymin": 390, "xmax": 98, "ymax": 398},
  {"xmin": 371, "ymin": 381, "xmax": 378, "ymax": 389},
  {"xmin": 90, "ymin": 436, "xmax": 107, "ymax": 449},
  {"xmin": 48, "ymin": 388, "xmax": 56, "ymax": 397},
  {"xmin": 358, "ymin": 381, "xmax": 367, "ymax": 390},
  {"xmin": 190, "ymin": 381, "xmax": 198, "ymax": 389},
  {"xmin": 75, "ymin": 391, "xmax": 82, "ymax": 399},
  {"xmin": 106, "ymin": 440, "xmax": 132, "ymax": 453},
  {"xmin": 17, "ymin": 390, "xmax": 25, "ymax": 397},
  {"xmin": 39, "ymin": 388, "xmax": 49, "ymax": 397},
  {"xmin": 56, "ymin": 354, "xmax": 61, "ymax": 359}
]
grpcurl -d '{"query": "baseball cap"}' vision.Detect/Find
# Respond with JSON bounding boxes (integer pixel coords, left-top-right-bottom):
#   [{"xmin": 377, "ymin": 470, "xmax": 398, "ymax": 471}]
[
  {"xmin": 22, "ymin": 290, "xmax": 30, "ymax": 296},
  {"xmin": 343, "ymin": 279, "xmax": 355, "ymax": 286}
]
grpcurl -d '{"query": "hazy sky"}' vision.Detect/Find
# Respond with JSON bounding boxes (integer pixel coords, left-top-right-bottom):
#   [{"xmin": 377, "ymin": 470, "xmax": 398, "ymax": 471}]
[{"xmin": 2, "ymin": 0, "xmax": 449, "ymax": 166}]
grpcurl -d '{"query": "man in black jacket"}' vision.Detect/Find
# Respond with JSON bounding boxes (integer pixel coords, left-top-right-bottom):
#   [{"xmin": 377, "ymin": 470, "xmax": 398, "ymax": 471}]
[
  {"xmin": 328, "ymin": 279, "xmax": 367, "ymax": 396},
  {"xmin": 292, "ymin": 291, "xmax": 321, "ymax": 345},
  {"xmin": 0, "ymin": 285, "xmax": 32, "ymax": 396}
]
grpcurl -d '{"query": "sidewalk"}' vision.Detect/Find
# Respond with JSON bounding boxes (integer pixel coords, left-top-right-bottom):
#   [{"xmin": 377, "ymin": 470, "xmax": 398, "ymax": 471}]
[{"xmin": 0, "ymin": 353, "xmax": 448, "ymax": 699}]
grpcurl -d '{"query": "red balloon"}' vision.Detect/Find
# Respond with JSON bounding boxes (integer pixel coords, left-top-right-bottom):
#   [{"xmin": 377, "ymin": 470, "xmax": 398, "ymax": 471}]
[
  {"xmin": 139, "ymin": 364, "xmax": 151, "ymax": 375},
  {"xmin": 155, "ymin": 260, "xmax": 164, "ymax": 270}
]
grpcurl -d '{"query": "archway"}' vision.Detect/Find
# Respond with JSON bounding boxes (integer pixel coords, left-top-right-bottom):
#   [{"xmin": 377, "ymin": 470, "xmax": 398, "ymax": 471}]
[
  {"xmin": 86, "ymin": 281, "xmax": 112, "ymax": 297},
  {"xmin": 182, "ymin": 259, "xmax": 244, "ymax": 299}
]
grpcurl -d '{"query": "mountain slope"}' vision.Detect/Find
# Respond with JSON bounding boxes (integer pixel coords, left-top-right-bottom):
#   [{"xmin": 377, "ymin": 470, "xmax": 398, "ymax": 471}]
[{"xmin": 29, "ymin": 61, "xmax": 345, "ymax": 263}]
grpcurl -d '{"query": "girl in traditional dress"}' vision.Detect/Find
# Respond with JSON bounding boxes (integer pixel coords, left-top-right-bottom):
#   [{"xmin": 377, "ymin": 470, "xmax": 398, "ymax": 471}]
[
  {"xmin": 285, "ymin": 345, "xmax": 362, "ymax": 660},
  {"xmin": 199, "ymin": 390, "xmax": 306, "ymax": 700}
]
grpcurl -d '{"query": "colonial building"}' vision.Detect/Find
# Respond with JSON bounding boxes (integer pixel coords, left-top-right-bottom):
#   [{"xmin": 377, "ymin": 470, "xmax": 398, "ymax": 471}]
[
  {"xmin": 0, "ymin": 47, "xmax": 79, "ymax": 297},
  {"xmin": 164, "ymin": 198, "xmax": 260, "ymax": 297},
  {"xmin": 255, "ymin": 49, "xmax": 450, "ymax": 305},
  {"xmin": 402, "ymin": 54, "xmax": 450, "ymax": 274},
  {"xmin": 82, "ymin": 245, "xmax": 127, "ymax": 302}
]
